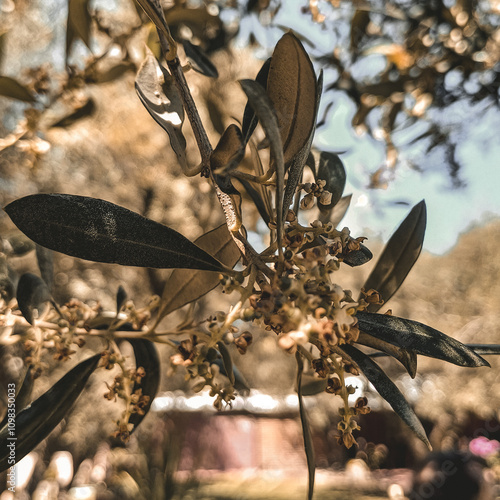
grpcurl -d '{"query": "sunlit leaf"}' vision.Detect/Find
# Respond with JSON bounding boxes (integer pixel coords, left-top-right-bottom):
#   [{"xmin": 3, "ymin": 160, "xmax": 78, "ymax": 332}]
[
  {"xmin": 340, "ymin": 344, "xmax": 431, "ymax": 450},
  {"xmin": 267, "ymin": 32, "xmax": 317, "ymax": 165},
  {"xmin": 210, "ymin": 124, "xmax": 245, "ymax": 173},
  {"xmin": 0, "ymin": 354, "xmax": 100, "ymax": 472},
  {"xmin": 158, "ymin": 224, "xmax": 240, "ymax": 320},
  {"xmin": 16, "ymin": 273, "xmax": 52, "ymax": 325},
  {"xmin": 316, "ymin": 152, "xmax": 346, "ymax": 213},
  {"xmin": 357, "ymin": 312, "xmax": 490, "ymax": 367},
  {"xmin": 296, "ymin": 353, "xmax": 315, "ymax": 500},
  {"xmin": 360, "ymin": 200, "xmax": 426, "ymax": 312},
  {"xmin": 127, "ymin": 339, "xmax": 160, "ymax": 430},
  {"xmin": 0, "ymin": 76, "xmax": 36, "ymax": 102},
  {"xmin": 182, "ymin": 39, "xmax": 218, "ymax": 78},
  {"xmin": 135, "ymin": 49, "xmax": 187, "ymax": 169},
  {"xmin": 66, "ymin": 0, "xmax": 92, "ymax": 59},
  {"xmin": 5, "ymin": 194, "xmax": 227, "ymax": 272}
]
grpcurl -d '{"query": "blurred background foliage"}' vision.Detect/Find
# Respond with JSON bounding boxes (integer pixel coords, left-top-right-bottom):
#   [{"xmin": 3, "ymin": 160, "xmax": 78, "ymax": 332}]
[{"xmin": 0, "ymin": 0, "xmax": 499, "ymax": 498}]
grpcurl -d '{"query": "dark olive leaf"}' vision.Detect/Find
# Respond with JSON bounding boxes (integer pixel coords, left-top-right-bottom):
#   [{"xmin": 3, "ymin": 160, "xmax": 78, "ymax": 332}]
[
  {"xmin": 116, "ymin": 285, "xmax": 127, "ymax": 314},
  {"xmin": 181, "ymin": 39, "xmax": 218, "ymax": 78},
  {"xmin": 282, "ymin": 71, "xmax": 322, "ymax": 219},
  {"xmin": 340, "ymin": 344, "xmax": 431, "ymax": 450},
  {"xmin": 296, "ymin": 373, "xmax": 328, "ymax": 396},
  {"xmin": 158, "ymin": 224, "xmax": 240, "ymax": 320},
  {"xmin": 16, "ymin": 273, "xmax": 52, "ymax": 325},
  {"xmin": 0, "ymin": 354, "xmax": 100, "ymax": 472},
  {"xmin": 316, "ymin": 152, "xmax": 346, "ymax": 212},
  {"xmin": 360, "ymin": 200, "xmax": 426, "ymax": 312},
  {"xmin": 241, "ymin": 57, "xmax": 271, "ymax": 144},
  {"xmin": 238, "ymin": 178, "xmax": 271, "ymax": 226},
  {"xmin": 350, "ymin": 10, "xmax": 370, "ymax": 51},
  {"xmin": 36, "ymin": 244, "xmax": 54, "ymax": 292},
  {"xmin": 127, "ymin": 339, "xmax": 160, "ymax": 430},
  {"xmin": 211, "ymin": 356, "xmax": 251, "ymax": 395},
  {"xmin": 0, "ymin": 76, "xmax": 36, "ymax": 103},
  {"xmin": 357, "ymin": 312, "xmax": 490, "ymax": 367},
  {"xmin": 296, "ymin": 352, "xmax": 315, "ymax": 500},
  {"xmin": 66, "ymin": 0, "xmax": 92, "ymax": 59},
  {"xmin": 357, "ymin": 331, "xmax": 417, "ymax": 378},
  {"xmin": 266, "ymin": 32, "xmax": 317, "ymax": 165},
  {"xmin": 239, "ymin": 79, "xmax": 285, "ymax": 249},
  {"xmin": 216, "ymin": 341, "xmax": 234, "ymax": 385},
  {"xmin": 135, "ymin": 49, "xmax": 187, "ymax": 169},
  {"xmin": 210, "ymin": 124, "xmax": 245, "ymax": 173},
  {"xmin": 50, "ymin": 98, "xmax": 96, "ymax": 128},
  {"xmin": 342, "ymin": 243, "xmax": 372, "ymax": 267},
  {"xmin": 0, "ymin": 367, "xmax": 34, "ymax": 430},
  {"xmin": 319, "ymin": 194, "xmax": 352, "ymax": 226},
  {"xmin": 5, "ymin": 194, "xmax": 227, "ymax": 272}
]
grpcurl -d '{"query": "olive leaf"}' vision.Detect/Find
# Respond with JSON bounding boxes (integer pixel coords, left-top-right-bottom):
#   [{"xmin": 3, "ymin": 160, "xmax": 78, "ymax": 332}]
[
  {"xmin": 357, "ymin": 332, "xmax": 417, "ymax": 378},
  {"xmin": 463, "ymin": 345, "xmax": 500, "ymax": 356},
  {"xmin": 241, "ymin": 57, "xmax": 271, "ymax": 144},
  {"xmin": 319, "ymin": 194, "xmax": 352, "ymax": 226},
  {"xmin": 210, "ymin": 124, "xmax": 245, "ymax": 173},
  {"xmin": 0, "ymin": 76, "xmax": 36, "ymax": 103},
  {"xmin": 127, "ymin": 339, "xmax": 160, "ymax": 430},
  {"xmin": 116, "ymin": 285, "xmax": 128, "ymax": 314},
  {"xmin": 5, "ymin": 194, "xmax": 228, "ymax": 272},
  {"xmin": 296, "ymin": 352, "xmax": 315, "ymax": 500},
  {"xmin": 266, "ymin": 32, "xmax": 317, "ymax": 166},
  {"xmin": 357, "ymin": 312, "xmax": 490, "ymax": 368},
  {"xmin": 50, "ymin": 98, "xmax": 96, "ymax": 128},
  {"xmin": 135, "ymin": 49, "xmax": 187, "ymax": 169},
  {"xmin": 16, "ymin": 273, "xmax": 52, "ymax": 325},
  {"xmin": 216, "ymin": 341, "xmax": 235, "ymax": 385},
  {"xmin": 158, "ymin": 224, "xmax": 240, "ymax": 320},
  {"xmin": 66, "ymin": 0, "xmax": 92, "ymax": 59},
  {"xmin": 36, "ymin": 244, "xmax": 54, "ymax": 292},
  {"xmin": 239, "ymin": 79, "xmax": 285, "ymax": 251},
  {"xmin": 340, "ymin": 344, "xmax": 431, "ymax": 450},
  {"xmin": 181, "ymin": 39, "xmax": 218, "ymax": 78},
  {"xmin": 360, "ymin": 200, "xmax": 426, "ymax": 312},
  {"xmin": 238, "ymin": 178, "xmax": 271, "ymax": 226},
  {"xmin": 315, "ymin": 152, "xmax": 346, "ymax": 212},
  {"xmin": 0, "ymin": 354, "xmax": 100, "ymax": 472}
]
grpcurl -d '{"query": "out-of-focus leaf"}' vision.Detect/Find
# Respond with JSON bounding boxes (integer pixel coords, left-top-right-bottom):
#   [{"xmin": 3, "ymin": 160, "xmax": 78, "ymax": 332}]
[
  {"xmin": 5, "ymin": 194, "xmax": 227, "ymax": 272},
  {"xmin": 216, "ymin": 341, "xmax": 234, "ymax": 385},
  {"xmin": 350, "ymin": 10, "xmax": 370, "ymax": 51},
  {"xmin": 360, "ymin": 201, "xmax": 426, "ymax": 312},
  {"xmin": 210, "ymin": 124, "xmax": 245, "ymax": 173},
  {"xmin": 319, "ymin": 194, "xmax": 352, "ymax": 226},
  {"xmin": 5, "ymin": 233, "xmax": 35, "ymax": 256},
  {"xmin": 66, "ymin": 0, "xmax": 92, "ymax": 59},
  {"xmin": 241, "ymin": 57, "xmax": 271, "ymax": 144},
  {"xmin": 240, "ymin": 79, "xmax": 285, "ymax": 249},
  {"xmin": 357, "ymin": 312, "xmax": 490, "ymax": 367},
  {"xmin": 135, "ymin": 0, "xmax": 171, "ymax": 41},
  {"xmin": 127, "ymin": 339, "xmax": 160, "ymax": 430},
  {"xmin": 158, "ymin": 224, "xmax": 240, "ymax": 320},
  {"xmin": 0, "ymin": 354, "xmax": 100, "ymax": 472},
  {"xmin": 342, "ymin": 243, "xmax": 372, "ymax": 267},
  {"xmin": 94, "ymin": 62, "xmax": 135, "ymax": 83},
  {"xmin": 267, "ymin": 33, "xmax": 317, "ymax": 165},
  {"xmin": 316, "ymin": 152, "xmax": 346, "ymax": 212},
  {"xmin": 238, "ymin": 178, "xmax": 271, "ymax": 226},
  {"xmin": 164, "ymin": 5, "xmax": 223, "ymax": 44},
  {"xmin": 0, "ymin": 367, "xmax": 34, "ymax": 430},
  {"xmin": 181, "ymin": 39, "xmax": 218, "ymax": 78},
  {"xmin": 135, "ymin": 49, "xmax": 187, "ymax": 169},
  {"xmin": 0, "ymin": 76, "xmax": 36, "ymax": 103},
  {"xmin": 16, "ymin": 273, "xmax": 52, "ymax": 325},
  {"xmin": 35, "ymin": 244, "xmax": 54, "ymax": 294},
  {"xmin": 282, "ymin": 71, "xmax": 322, "ymax": 219},
  {"xmin": 116, "ymin": 285, "xmax": 127, "ymax": 314},
  {"xmin": 296, "ymin": 353, "xmax": 315, "ymax": 500},
  {"xmin": 340, "ymin": 344, "xmax": 431, "ymax": 450},
  {"xmin": 50, "ymin": 98, "xmax": 96, "ymax": 128},
  {"xmin": 357, "ymin": 332, "xmax": 417, "ymax": 378},
  {"xmin": 297, "ymin": 373, "xmax": 328, "ymax": 396}
]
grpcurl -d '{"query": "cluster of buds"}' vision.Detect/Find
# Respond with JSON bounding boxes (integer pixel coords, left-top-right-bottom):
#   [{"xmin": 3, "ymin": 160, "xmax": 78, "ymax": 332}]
[
  {"xmin": 299, "ymin": 180, "xmax": 332, "ymax": 209},
  {"xmin": 337, "ymin": 397, "xmax": 371, "ymax": 448}
]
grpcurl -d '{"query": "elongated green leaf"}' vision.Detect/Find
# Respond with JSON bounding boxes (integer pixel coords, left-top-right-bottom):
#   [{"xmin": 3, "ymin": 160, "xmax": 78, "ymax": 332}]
[
  {"xmin": 16, "ymin": 273, "xmax": 52, "ymax": 325},
  {"xmin": 296, "ymin": 353, "xmax": 315, "ymax": 500},
  {"xmin": 282, "ymin": 71, "xmax": 322, "ymax": 219},
  {"xmin": 360, "ymin": 200, "xmax": 426, "ymax": 312},
  {"xmin": 5, "ymin": 194, "xmax": 226, "ymax": 272},
  {"xmin": 216, "ymin": 341, "xmax": 234, "ymax": 385},
  {"xmin": 267, "ymin": 32, "xmax": 317, "ymax": 165},
  {"xmin": 340, "ymin": 344, "xmax": 431, "ymax": 450},
  {"xmin": 316, "ymin": 152, "xmax": 346, "ymax": 212},
  {"xmin": 357, "ymin": 332, "xmax": 417, "ymax": 378},
  {"xmin": 0, "ymin": 354, "xmax": 100, "ymax": 472},
  {"xmin": 239, "ymin": 79, "xmax": 285, "ymax": 251},
  {"xmin": 66, "ymin": 0, "xmax": 92, "ymax": 59},
  {"xmin": 357, "ymin": 312, "xmax": 490, "ymax": 367},
  {"xmin": 135, "ymin": 50, "xmax": 187, "ymax": 169},
  {"xmin": 159, "ymin": 224, "xmax": 240, "ymax": 320},
  {"xmin": 0, "ymin": 76, "xmax": 36, "ymax": 102},
  {"xmin": 182, "ymin": 39, "xmax": 218, "ymax": 78},
  {"xmin": 241, "ymin": 58, "xmax": 271, "ymax": 144},
  {"xmin": 127, "ymin": 339, "xmax": 160, "ymax": 430}
]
